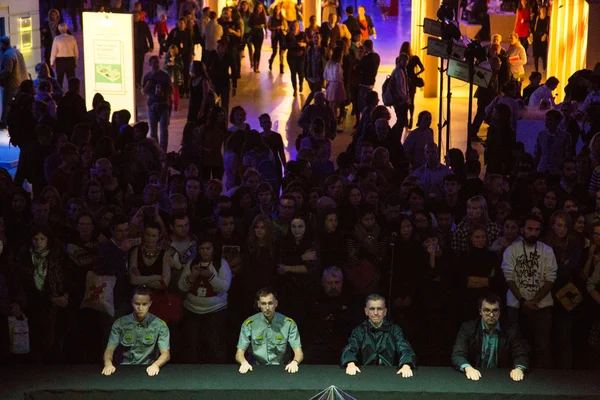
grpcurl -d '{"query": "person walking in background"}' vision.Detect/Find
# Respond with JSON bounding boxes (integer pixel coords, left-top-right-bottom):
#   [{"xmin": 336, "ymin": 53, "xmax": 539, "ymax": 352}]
[
  {"xmin": 285, "ymin": 21, "xmax": 308, "ymax": 96},
  {"xmin": 506, "ymin": 32, "xmax": 527, "ymax": 95},
  {"xmin": 143, "ymin": 55, "xmax": 173, "ymax": 151},
  {"xmin": 249, "ymin": 3, "xmax": 268, "ymax": 73},
  {"xmin": 531, "ymin": 6, "xmax": 549, "ymax": 72},
  {"xmin": 322, "ymin": 0, "xmax": 339, "ymax": 26},
  {"xmin": 400, "ymin": 41, "xmax": 424, "ymax": 129},
  {"xmin": 41, "ymin": 9, "xmax": 62, "ymax": 73},
  {"xmin": 167, "ymin": 18, "xmax": 193, "ymax": 98},
  {"xmin": 357, "ymin": 6, "xmax": 376, "ymax": 41},
  {"xmin": 154, "ymin": 14, "xmax": 169, "ymax": 58},
  {"xmin": 268, "ymin": 5, "xmax": 288, "ymax": 74},
  {"xmin": 164, "ymin": 45, "xmax": 184, "ymax": 112},
  {"xmin": 134, "ymin": 11, "xmax": 154, "ymax": 88},
  {"xmin": 203, "ymin": 11, "xmax": 224, "ymax": 63},
  {"xmin": 515, "ymin": 0, "xmax": 531, "ymax": 55},
  {"xmin": 324, "ymin": 47, "xmax": 346, "ymax": 123},
  {"xmin": 50, "ymin": 23, "xmax": 78, "ymax": 89}
]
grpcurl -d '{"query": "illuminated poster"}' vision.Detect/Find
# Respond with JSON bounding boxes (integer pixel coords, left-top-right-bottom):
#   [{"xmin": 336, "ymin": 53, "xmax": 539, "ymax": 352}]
[{"xmin": 83, "ymin": 12, "xmax": 136, "ymax": 121}]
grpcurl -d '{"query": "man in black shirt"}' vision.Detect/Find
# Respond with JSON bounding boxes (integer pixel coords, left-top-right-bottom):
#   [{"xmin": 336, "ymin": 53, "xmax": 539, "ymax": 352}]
[
  {"xmin": 357, "ymin": 40, "xmax": 380, "ymax": 122},
  {"xmin": 133, "ymin": 11, "xmax": 153, "ymax": 87},
  {"xmin": 218, "ymin": 8, "xmax": 242, "ymax": 79},
  {"xmin": 343, "ymin": 7, "xmax": 361, "ymax": 38},
  {"xmin": 206, "ymin": 39, "xmax": 238, "ymax": 118},
  {"xmin": 142, "ymin": 56, "xmax": 173, "ymax": 151}
]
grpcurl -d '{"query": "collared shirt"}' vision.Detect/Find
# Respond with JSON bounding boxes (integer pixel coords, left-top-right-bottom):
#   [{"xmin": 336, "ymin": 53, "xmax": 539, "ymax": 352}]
[
  {"xmin": 412, "ymin": 162, "xmax": 453, "ymax": 199},
  {"xmin": 107, "ymin": 313, "xmax": 170, "ymax": 365},
  {"xmin": 534, "ymin": 128, "xmax": 572, "ymax": 175},
  {"xmin": 237, "ymin": 312, "xmax": 302, "ymax": 365},
  {"xmin": 50, "ymin": 33, "xmax": 78, "ymax": 65},
  {"xmin": 481, "ymin": 320, "xmax": 500, "ymax": 368}
]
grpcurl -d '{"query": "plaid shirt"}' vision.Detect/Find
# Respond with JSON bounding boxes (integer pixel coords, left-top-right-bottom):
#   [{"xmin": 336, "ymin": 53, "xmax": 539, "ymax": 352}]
[{"xmin": 451, "ymin": 219, "xmax": 501, "ymax": 256}]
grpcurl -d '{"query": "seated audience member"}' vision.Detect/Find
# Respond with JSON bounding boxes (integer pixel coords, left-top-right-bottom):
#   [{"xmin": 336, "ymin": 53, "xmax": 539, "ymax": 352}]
[
  {"xmin": 102, "ymin": 286, "xmax": 170, "ymax": 376},
  {"xmin": 451, "ymin": 293, "xmax": 529, "ymax": 381},
  {"xmin": 236, "ymin": 288, "xmax": 303, "ymax": 373},
  {"xmin": 341, "ymin": 294, "xmax": 416, "ymax": 377}
]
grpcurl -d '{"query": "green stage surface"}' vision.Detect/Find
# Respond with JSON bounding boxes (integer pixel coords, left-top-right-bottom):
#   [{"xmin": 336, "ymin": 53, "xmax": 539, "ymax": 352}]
[{"xmin": 2, "ymin": 365, "xmax": 600, "ymax": 400}]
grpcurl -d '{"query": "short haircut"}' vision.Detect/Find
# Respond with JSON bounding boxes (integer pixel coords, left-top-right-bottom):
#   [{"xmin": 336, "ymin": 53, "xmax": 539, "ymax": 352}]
[
  {"xmin": 109, "ymin": 214, "xmax": 129, "ymax": 232},
  {"xmin": 346, "ymin": 6, "xmax": 354, "ymax": 14},
  {"xmin": 546, "ymin": 76, "xmax": 559, "ymax": 87},
  {"xmin": 171, "ymin": 213, "xmax": 188, "ymax": 225},
  {"xmin": 365, "ymin": 293, "xmax": 386, "ymax": 307},
  {"xmin": 523, "ymin": 213, "xmax": 543, "ymax": 226},
  {"xmin": 133, "ymin": 286, "xmax": 153, "ymax": 299},
  {"xmin": 322, "ymin": 266, "xmax": 343, "ymax": 280},
  {"xmin": 256, "ymin": 287, "xmax": 278, "ymax": 301},
  {"xmin": 443, "ymin": 174, "xmax": 460, "ymax": 184},
  {"xmin": 478, "ymin": 292, "xmax": 501, "ymax": 309}
]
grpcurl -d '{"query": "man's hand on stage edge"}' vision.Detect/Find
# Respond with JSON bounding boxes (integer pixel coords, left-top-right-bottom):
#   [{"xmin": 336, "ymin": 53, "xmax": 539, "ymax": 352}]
[
  {"xmin": 397, "ymin": 364, "xmax": 413, "ymax": 378},
  {"xmin": 510, "ymin": 368, "xmax": 524, "ymax": 381},
  {"xmin": 239, "ymin": 361, "xmax": 253, "ymax": 374},
  {"xmin": 146, "ymin": 364, "xmax": 160, "ymax": 376},
  {"xmin": 102, "ymin": 363, "xmax": 116, "ymax": 376},
  {"xmin": 346, "ymin": 362, "xmax": 361, "ymax": 376},
  {"xmin": 465, "ymin": 366, "xmax": 482, "ymax": 381},
  {"xmin": 285, "ymin": 360, "xmax": 299, "ymax": 374}
]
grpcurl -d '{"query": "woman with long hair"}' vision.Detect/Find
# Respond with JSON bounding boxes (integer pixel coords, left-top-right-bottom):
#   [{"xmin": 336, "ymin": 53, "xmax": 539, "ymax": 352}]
[
  {"xmin": 451, "ymin": 196, "xmax": 501, "ymax": 255},
  {"xmin": 268, "ymin": 4, "xmax": 288, "ymax": 73},
  {"xmin": 195, "ymin": 106, "xmax": 228, "ymax": 181},
  {"xmin": 515, "ymin": 0, "xmax": 532, "ymax": 54},
  {"xmin": 243, "ymin": 214, "xmax": 278, "ymax": 305},
  {"xmin": 399, "ymin": 41, "xmax": 424, "ymax": 128},
  {"xmin": 285, "ymin": 21, "xmax": 308, "ymax": 96},
  {"xmin": 543, "ymin": 210, "xmax": 583, "ymax": 368},
  {"xmin": 15, "ymin": 225, "xmax": 67, "ymax": 363},
  {"xmin": 224, "ymin": 130, "xmax": 247, "ymax": 190},
  {"xmin": 179, "ymin": 235, "xmax": 232, "ymax": 364},
  {"xmin": 249, "ymin": 3, "xmax": 268, "ymax": 73},
  {"xmin": 324, "ymin": 46, "xmax": 346, "ymax": 121},
  {"xmin": 188, "ymin": 61, "xmax": 212, "ymax": 124},
  {"xmin": 239, "ymin": 1, "xmax": 254, "ymax": 67},
  {"xmin": 531, "ymin": 6, "xmax": 549, "ymax": 72},
  {"xmin": 276, "ymin": 214, "xmax": 317, "ymax": 326}
]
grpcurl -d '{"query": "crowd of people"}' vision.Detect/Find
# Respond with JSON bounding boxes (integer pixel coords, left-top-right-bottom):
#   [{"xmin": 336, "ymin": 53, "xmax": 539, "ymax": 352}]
[{"xmin": 1, "ymin": 0, "xmax": 600, "ymax": 383}]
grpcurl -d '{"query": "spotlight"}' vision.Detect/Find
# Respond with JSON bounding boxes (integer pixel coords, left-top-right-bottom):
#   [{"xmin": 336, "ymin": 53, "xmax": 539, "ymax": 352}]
[
  {"xmin": 464, "ymin": 40, "xmax": 487, "ymax": 64},
  {"xmin": 436, "ymin": 4, "xmax": 455, "ymax": 21}
]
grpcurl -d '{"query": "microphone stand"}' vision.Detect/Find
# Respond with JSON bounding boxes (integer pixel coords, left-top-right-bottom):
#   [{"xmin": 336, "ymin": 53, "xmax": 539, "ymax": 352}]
[{"xmin": 387, "ymin": 233, "xmax": 397, "ymax": 319}]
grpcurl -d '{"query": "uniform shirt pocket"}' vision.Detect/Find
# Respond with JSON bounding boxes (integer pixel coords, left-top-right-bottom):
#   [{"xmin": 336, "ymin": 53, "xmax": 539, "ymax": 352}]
[{"xmin": 121, "ymin": 332, "xmax": 134, "ymax": 347}]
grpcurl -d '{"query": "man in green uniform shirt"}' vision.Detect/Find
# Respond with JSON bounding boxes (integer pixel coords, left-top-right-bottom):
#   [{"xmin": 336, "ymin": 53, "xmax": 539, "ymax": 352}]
[
  {"xmin": 102, "ymin": 286, "xmax": 171, "ymax": 376},
  {"xmin": 236, "ymin": 288, "xmax": 303, "ymax": 374}
]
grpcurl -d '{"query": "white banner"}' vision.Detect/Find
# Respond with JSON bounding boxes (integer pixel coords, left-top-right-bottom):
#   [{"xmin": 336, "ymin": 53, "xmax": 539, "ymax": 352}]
[{"xmin": 82, "ymin": 12, "xmax": 136, "ymax": 121}]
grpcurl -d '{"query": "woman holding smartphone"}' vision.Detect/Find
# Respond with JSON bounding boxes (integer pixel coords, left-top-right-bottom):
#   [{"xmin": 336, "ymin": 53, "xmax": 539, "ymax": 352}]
[{"xmin": 179, "ymin": 236, "xmax": 232, "ymax": 364}]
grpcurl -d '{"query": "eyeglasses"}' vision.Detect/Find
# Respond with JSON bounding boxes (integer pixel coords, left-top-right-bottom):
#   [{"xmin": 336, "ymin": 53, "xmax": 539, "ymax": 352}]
[{"xmin": 481, "ymin": 308, "xmax": 500, "ymax": 316}]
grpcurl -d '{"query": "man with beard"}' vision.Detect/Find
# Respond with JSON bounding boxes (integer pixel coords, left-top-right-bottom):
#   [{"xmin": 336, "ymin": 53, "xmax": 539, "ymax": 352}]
[
  {"xmin": 501, "ymin": 214, "xmax": 557, "ymax": 369},
  {"xmin": 305, "ymin": 267, "xmax": 361, "ymax": 364},
  {"xmin": 452, "ymin": 293, "xmax": 529, "ymax": 381}
]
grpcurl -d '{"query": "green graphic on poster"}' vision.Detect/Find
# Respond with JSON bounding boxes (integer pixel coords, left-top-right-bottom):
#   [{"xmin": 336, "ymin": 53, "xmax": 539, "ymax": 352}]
[{"xmin": 95, "ymin": 64, "xmax": 122, "ymax": 83}]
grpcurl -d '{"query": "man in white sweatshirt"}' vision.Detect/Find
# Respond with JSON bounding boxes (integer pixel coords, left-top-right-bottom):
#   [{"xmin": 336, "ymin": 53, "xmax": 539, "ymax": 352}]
[{"xmin": 501, "ymin": 213, "xmax": 557, "ymax": 369}]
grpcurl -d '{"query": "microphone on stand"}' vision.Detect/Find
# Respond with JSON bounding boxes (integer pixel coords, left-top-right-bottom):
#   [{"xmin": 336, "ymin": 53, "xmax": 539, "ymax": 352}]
[{"xmin": 390, "ymin": 232, "xmax": 398, "ymax": 247}]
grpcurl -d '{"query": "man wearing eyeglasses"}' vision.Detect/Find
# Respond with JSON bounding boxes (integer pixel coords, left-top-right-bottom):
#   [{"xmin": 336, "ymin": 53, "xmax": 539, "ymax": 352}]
[{"xmin": 451, "ymin": 293, "xmax": 529, "ymax": 381}]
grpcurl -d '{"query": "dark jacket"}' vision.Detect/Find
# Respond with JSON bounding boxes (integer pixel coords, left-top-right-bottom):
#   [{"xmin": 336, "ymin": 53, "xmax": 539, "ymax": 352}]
[
  {"xmin": 341, "ymin": 318, "xmax": 416, "ymax": 367},
  {"xmin": 57, "ymin": 90, "xmax": 87, "ymax": 137},
  {"xmin": 166, "ymin": 28, "xmax": 193, "ymax": 56},
  {"xmin": 134, "ymin": 20, "xmax": 153, "ymax": 53},
  {"xmin": 451, "ymin": 318, "xmax": 529, "ymax": 370},
  {"xmin": 206, "ymin": 51, "xmax": 238, "ymax": 88},
  {"xmin": 343, "ymin": 15, "xmax": 362, "ymax": 37},
  {"xmin": 358, "ymin": 52, "xmax": 380, "ymax": 86}
]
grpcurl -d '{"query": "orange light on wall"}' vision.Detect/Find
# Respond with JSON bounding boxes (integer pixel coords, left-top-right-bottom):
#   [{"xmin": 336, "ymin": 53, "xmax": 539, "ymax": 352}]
[{"xmin": 547, "ymin": 0, "xmax": 589, "ymax": 103}]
